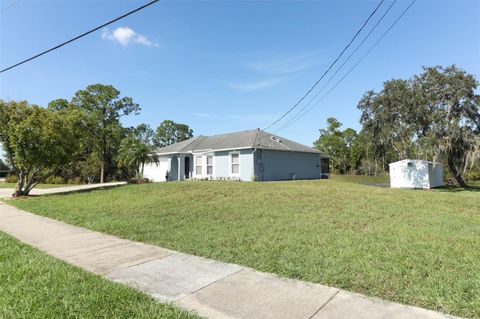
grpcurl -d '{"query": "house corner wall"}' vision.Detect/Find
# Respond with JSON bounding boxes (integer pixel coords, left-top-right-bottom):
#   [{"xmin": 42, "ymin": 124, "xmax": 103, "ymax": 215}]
[{"xmin": 255, "ymin": 149, "xmax": 321, "ymax": 181}]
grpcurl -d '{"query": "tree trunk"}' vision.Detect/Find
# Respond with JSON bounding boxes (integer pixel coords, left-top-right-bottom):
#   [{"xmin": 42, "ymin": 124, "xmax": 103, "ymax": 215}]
[
  {"xmin": 14, "ymin": 188, "xmax": 24, "ymax": 197},
  {"xmin": 100, "ymin": 112, "xmax": 107, "ymax": 184},
  {"xmin": 22, "ymin": 184, "xmax": 34, "ymax": 196},
  {"xmin": 448, "ymin": 155, "xmax": 468, "ymax": 188},
  {"xmin": 382, "ymin": 153, "xmax": 386, "ymax": 172},
  {"xmin": 100, "ymin": 139, "xmax": 106, "ymax": 184},
  {"xmin": 100, "ymin": 160, "xmax": 105, "ymax": 184},
  {"xmin": 14, "ymin": 172, "xmax": 24, "ymax": 197}
]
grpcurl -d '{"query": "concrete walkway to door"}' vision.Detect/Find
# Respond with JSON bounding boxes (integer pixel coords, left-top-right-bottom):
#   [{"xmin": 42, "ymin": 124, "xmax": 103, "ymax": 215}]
[{"xmin": 0, "ymin": 202, "xmax": 460, "ymax": 319}]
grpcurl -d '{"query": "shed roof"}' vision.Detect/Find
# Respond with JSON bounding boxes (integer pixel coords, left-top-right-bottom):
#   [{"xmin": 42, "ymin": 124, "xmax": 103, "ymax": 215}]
[
  {"xmin": 389, "ymin": 159, "xmax": 441, "ymax": 166},
  {"xmin": 154, "ymin": 129, "xmax": 327, "ymax": 156}
]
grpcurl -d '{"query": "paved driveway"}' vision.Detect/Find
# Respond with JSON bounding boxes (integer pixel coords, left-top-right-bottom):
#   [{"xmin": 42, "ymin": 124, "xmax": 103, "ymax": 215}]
[
  {"xmin": 0, "ymin": 188, "xmax": 13, "ymax": 198},
  {"xmin": 0, "ymin": 182, "xmax": 126, "ymax": 198}
]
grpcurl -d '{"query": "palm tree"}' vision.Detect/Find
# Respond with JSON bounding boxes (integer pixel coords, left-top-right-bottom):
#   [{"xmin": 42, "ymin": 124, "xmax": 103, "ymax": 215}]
[{"xmin": 117, "ymin": 124, "xmax": 159, "ymax": 178}]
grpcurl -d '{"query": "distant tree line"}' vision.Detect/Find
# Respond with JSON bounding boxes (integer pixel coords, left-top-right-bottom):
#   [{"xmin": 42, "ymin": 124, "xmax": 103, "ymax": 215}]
[
  {"xmin": 315, "ymin": 65, "xmax": 480, "ymax": 188},
  {"xmin": 0, "ymin": 84, "xmax": 193, "ymax": 196},
  {"xmin": 2, "ymin": 65, "xmax": 478, "ymax": 194}
]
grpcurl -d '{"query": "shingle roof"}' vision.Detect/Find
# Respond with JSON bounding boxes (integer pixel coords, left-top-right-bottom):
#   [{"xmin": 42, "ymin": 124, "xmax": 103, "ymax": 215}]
[
  {"xmin": 389, "ymin": 159, "xmax": 438, "ymax": 165},
  {"xmin": 154, "ymin": 129, "xmax": 326, "ymax": 155}
]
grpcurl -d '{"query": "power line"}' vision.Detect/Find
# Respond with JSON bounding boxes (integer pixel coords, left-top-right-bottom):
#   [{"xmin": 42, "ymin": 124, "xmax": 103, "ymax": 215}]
[
  {"xmin": 274, "ymin": 0, "xmax": 397, "ymax": 133},
  {"xmin": 0, "ymin": 0, "xmax": 160, "ymax": 74},
  {"xmin": 262, "ymin": 0, "xmax": 385, "ymax": 131},
  {"xmin": 275, "ymin": 0, "xmax": 416, "ymax": 133}
]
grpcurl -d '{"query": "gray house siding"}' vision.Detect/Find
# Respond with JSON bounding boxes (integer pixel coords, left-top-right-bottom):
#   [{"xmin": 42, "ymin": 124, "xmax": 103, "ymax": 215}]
[
  {"xmin": 254, "ymin": 149, "xmax": 321, "ymax": 181},
  {"xmin": 239, "ymin": 149, "xmax": 255, "ymax": 181},
  {"xmin": 213, "ymin": 151, "xmax": 229, "ymax": 177},
  {"xmin": 213, "ymin": 149, "xmax": 254, "ymax": 181}
]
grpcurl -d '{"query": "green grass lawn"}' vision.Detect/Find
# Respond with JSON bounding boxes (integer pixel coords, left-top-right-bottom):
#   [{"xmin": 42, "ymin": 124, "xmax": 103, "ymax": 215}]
[
  {"xmin": 0, "ymin": 182, "xmax": 69, "ymax": 189},
  {"xmin": 331, "ymin": 174, "xmax": 390, "ymax": 185},
  {"xmin": 9, "ymin": 180, "xmax": 480, "ymax": 318},
  {"xmin": 0, "ymin": 232, "xmax": 197, "ymax": 319}
]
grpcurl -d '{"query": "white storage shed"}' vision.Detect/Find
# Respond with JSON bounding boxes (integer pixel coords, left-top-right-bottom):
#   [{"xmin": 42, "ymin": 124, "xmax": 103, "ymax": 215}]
[{"xmin": 389, "ymin": 160, "xmax": 444, "ymax": 189}]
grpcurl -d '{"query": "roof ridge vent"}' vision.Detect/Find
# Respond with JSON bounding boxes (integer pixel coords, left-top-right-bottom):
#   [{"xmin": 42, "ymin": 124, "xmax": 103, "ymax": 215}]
[{"xmin": 271, "ymin": 136, "xmax": 282, "ymax": 143}]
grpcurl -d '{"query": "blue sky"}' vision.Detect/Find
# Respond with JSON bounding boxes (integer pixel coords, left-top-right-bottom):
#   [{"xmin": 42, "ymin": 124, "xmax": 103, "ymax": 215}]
[{"xmin": 1, "ymin": 0, "xmax": 479, "ymax": 149}]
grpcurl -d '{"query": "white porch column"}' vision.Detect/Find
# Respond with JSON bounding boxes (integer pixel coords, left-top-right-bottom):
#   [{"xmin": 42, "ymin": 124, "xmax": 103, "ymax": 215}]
[
  {"xmin": 178, "ymin": 156, "xmax": 182, "ymax": 181},
  {"xmin": 167, "ymin": 157, "xmax": 172, "ymax": 181}
]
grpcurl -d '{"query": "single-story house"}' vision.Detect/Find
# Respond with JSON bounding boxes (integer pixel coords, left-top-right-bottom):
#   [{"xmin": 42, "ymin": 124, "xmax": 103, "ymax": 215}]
[
  {"xmin": 389, "ymin": 159, "xmax": 444, "ymax": 189},
  {"xmin": 143, "ymin": 129, "xmax": 330, "ymax": 182}
]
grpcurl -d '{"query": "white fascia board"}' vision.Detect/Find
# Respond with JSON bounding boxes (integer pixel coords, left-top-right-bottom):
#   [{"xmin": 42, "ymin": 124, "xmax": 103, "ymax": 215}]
[{"xmin": 192, "ymin": 146, "xmax": 253, "ymax": 155}]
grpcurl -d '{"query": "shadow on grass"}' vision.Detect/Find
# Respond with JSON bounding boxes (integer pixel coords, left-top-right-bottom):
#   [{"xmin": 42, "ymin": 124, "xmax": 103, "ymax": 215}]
[
  {"xmin": 43, "ymin": 185, "xmax": 127, "ymax": 197},
  {"xmin": 8, "ymin": 184, "xmax": 127, "ymax": 200},
  {"xmin": 362, "ymin": 182, "xmax": 390, "ymax": 188},
  {"xmin": 434, "ymin": 184, "xmax": 480, "ymax": 193}
]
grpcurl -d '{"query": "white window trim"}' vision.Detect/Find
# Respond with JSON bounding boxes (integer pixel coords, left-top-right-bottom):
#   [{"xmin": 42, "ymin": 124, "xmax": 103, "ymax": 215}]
[
  {"xmin": 206, "ymin": 154, "xmax": 214, "ymax": 176},
  {"xmin": 229, "ymin": 151, "xmax": 240, "ymax": 177},
  {"xmin": 194, "ymin": 155, "xmax": 203, "ymax": 176},
  {"xmin": 194, "ymin": 154, "xmax": 215, "ymax": 178}
]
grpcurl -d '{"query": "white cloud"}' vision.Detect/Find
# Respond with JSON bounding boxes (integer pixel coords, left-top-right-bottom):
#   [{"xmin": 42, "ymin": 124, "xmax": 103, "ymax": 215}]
[
  {"xmin": 227, "ymin": 52, "xmax": 321, "ymax": 93},
  {"xmin": 227, "ymin": 78, "xmax": 283, "ymax": 92},
  {"xmin": 135, "ymin": 34, "xmax": 153, "ymax": 46},
  {"xmin": 101, "ymin": 27, "xmax": 157, "ymax": 47},
  {"xmin": 248, "ymin": 52, "xmax": 322, "ymax": 75},
  {"xmin": 193, "ymin": 112, "xmax": 215, "ymax": 118}
]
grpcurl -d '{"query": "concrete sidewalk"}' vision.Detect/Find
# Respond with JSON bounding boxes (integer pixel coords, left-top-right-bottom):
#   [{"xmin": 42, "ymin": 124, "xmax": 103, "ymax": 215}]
[
  {"xmin": 0, "ymin": 182, "xmax": 126, "ymax": 198},
  {"xmin": 0, "ymin": 203, "xmax": 459, "ymax": 319}
]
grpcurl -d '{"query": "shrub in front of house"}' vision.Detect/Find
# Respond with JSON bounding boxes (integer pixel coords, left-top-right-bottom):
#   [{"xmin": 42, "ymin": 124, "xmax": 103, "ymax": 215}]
[
  {"xmin": 128, "ymin": 177, "xmax": 151, "ymax": 184},
  {"xmin": 45, "ymin": 176, "xmax": 66, "ymax": 184},
  {"xmin": 5, "ymin": 174, "xmax": 18, "ymax": 183},
  {"xmin": 67, "ymin": 177, "xmax": 83, "ymax": 185},
  {"xmin": 190, "ymin": 176, "xmax": 241, "ymax": 182}
]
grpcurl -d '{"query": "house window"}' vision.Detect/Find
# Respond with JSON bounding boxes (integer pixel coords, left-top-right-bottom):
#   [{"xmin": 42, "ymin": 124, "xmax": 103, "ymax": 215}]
[
  {"xmin": 231, "ymin": 153, "xmax": 239, "ymax": 174},
  {"xmin": 195, "ymin": 156, "xmax": 203, "ymax": 175},
  {"xmin": 206, "ymin": 155, "xmax": 213, "ymax": 175}
]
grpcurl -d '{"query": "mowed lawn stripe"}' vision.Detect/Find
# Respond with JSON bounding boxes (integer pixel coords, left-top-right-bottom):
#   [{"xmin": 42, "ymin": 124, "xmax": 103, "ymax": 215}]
[
  {"xmin": 9, "ymin": 180, "xmax": 480, "ymax": 318},
  {"xmin": 0, "ymin": 231, "xmax": 198, "ymax": 319}
]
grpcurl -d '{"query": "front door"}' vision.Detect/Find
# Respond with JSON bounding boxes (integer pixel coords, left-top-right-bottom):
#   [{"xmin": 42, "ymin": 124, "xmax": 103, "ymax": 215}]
[{"xmin": 184, "ymin": 157, "xmax": 190, "ymax": 179}]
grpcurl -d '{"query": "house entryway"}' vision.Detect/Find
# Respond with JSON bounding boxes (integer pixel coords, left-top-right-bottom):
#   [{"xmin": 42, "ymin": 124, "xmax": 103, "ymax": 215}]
[{"xmin": 184, "ymin": 157, "xmax": 190, "ymax": 179}]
